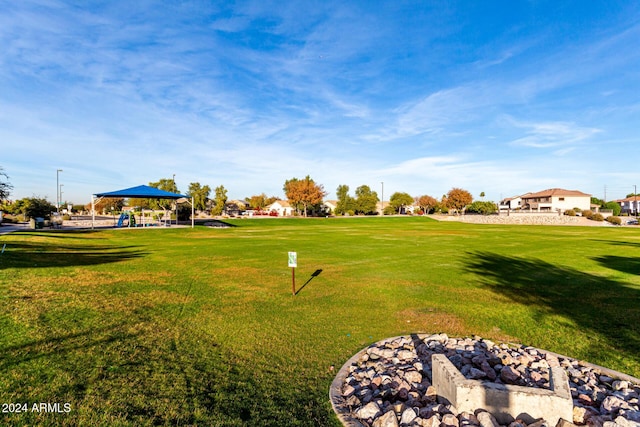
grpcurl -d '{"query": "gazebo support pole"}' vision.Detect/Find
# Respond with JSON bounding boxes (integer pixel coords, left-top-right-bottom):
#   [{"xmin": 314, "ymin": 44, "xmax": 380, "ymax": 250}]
[{"xmin": 91, "ymin": 195, "xmax": 95, "ymax": 230}]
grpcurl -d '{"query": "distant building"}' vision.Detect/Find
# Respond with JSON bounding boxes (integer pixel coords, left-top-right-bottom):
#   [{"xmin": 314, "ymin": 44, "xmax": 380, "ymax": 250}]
[
  {"xmin": 616, "ymin": 196, "xmax": 640, "ymax": 215},
  {"xmin": 520, "ymin": 188, "xmax": 591, "ymax": 212},
  {"xmin": 267, "ymin": 200, "xmax": 294, "ymax": 216}
]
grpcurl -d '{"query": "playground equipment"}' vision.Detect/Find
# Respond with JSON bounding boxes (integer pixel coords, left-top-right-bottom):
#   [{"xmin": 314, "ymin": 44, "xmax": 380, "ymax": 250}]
[{"xmin": 116, "ymin": 212, "xmax": 136, "ymax": 228}]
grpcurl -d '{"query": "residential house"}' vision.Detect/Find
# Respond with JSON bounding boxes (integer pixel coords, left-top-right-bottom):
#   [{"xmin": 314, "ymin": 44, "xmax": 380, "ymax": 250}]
[
  {"xmin": 267, "ymin": 200, "xmax": 294, "ymax": 216},
  {"xmin": 616, "ymin": 196, "xmax": 640, "ymax": 215},
  {"xmin": 520, "ymin": 188, "xmax": 591, "ymax": 212},
  {"xmin": 224, "ymin": 200, "xmax": 250, "ymax": 216},
  {"xmin": 498, "ymin": 194, "xmax": 528, "ymax": 211},
  {"xmin": 323, "ymin": 200, "xmax": 338, "ymax": 215}
]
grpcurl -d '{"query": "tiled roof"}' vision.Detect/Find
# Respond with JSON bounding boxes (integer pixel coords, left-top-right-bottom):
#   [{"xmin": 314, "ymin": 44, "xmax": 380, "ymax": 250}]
[{"xmin": 522, "ymin": 188, "xmax": 591, "ymax": 199}]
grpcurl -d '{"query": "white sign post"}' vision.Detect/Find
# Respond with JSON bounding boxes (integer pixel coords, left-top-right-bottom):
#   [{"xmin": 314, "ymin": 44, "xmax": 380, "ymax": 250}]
[{"xmin": 288, "ymin": 252, "xmax": 297, "ymax": 295}]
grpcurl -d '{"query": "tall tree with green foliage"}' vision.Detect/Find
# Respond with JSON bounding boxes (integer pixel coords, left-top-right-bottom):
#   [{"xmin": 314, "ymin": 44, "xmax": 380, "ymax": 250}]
[
  {"xmin": 354, "ymin": 185, "xmax": 379, "ymax": 215},
  {"xmin": 211, "ymin": 185, "xmax": 228, "ymax": 216},
  {"xmin": 335, "ymin": 185, "xmax": 355, "ymax": 215},
  {"xmin": 389, "ymin": 192, "xmax": 414, "ymax": 214},
  {"xmin": 0, "ymin": 167, "xmax": 12, "ymax": 201},
  {"xmin": 187, "ymin": 182, "xmax": 211, "ymax": 211},
  {"xmin": 148, "ymin": 178, "xmax": 180, "ymax": 209}
]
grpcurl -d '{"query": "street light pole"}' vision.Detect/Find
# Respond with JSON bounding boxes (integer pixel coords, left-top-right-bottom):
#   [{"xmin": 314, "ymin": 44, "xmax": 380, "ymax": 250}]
[
  {"xmin": 380, "ymin": 182, "xmax": 384, "ymax": 216},
  {"xmin": 635, "ymin": 185, "xmax": 637, "ymax": 217},
  {"xmin": 59, "ymin": 184, "xmax": 64, "ymax": 212},
  {"xmin": 56, "ymin": 169, "xmax": 63, "ymax": 214}
]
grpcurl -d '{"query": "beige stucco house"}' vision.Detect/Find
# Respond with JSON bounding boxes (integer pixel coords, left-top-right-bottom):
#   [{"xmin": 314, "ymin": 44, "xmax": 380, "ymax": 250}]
[
  {"xmin": 520, "ymin": 188, "xmax": 591, "ymax": 212},
  {"xmin": 267, "ymin": 200, "xmax": 294, "ymax": 216}
]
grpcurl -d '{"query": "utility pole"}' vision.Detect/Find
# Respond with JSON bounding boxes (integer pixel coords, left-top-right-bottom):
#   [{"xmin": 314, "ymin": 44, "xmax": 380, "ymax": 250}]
[
  {"xmin": 380, "ymin": 182, "xmax": 384, "ymax": 216},
  {"xmin": 56, "ymin": 169, "xmax": 63, "ymax": 214}
]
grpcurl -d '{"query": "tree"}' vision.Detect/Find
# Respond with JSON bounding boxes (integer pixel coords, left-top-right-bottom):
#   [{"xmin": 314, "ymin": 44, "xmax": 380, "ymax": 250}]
[
  {"xmin": 465, "ymin": 201, "xmax": 497, "ymax": 215},
  {"xmin": 446, "ymin": 188, "xmax": 473, "ymax": 214},
  {"xmin": 353, "ymin": 185, "xmax": 380, "ymax": 215},
  {"xmin": 13, "ymin": 197, "xmax": 56, "ymax": 219},
  {"xmin": 389, "ymin": 192, "xmax": 414, "ymax": 214},
  {"xmin": 0, "ymin": 167, "xmax": 12, "ymax": 201},
  {"xmin": 335, "ymin": 185, "xmax": 355, "ymax": 215},
  {"xmin": 417, "ymin": 195, "xmax": 438, "ymax": 214},
  {"xmin": 149, "ymin": 178, "xmax": 180, "ymax": 210},
  {"xmin": 187, "ymin": 182, "xmax": 211, "ymax": 212},
  {"xmin": 248, "ymin": 193, "xmax": 277, "ymax": 211},
  {"xmin": 211, "ymin": 185, "xmax": 228, "ymax": 216},
  {"xmin": 603, "ymin": 201, "xmax": 622, "ymax": 216},
  {"xmin": 283, "ymin": 176, "xmax": 327, "ymax": 217},
  {"xmin": 88, "ymin": 197, "xmax": 125, "ymax": 215},
  {"xmin": 480, "ymin": 192, "xmax": 485, "ymax": 200}
]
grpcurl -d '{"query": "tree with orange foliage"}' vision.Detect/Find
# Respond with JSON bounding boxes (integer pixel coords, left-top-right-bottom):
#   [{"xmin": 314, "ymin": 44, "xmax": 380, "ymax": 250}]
[
  {"xmin": 445, "ymin": 187, "xmax": 473, "ymax": 214},
  {"xmin": 417, "ymin": 195, "xmax": 438, "ymax": 214},
  {"xmin": 283, "ymin": 176, "xmax": 327, "ymax": 217}
]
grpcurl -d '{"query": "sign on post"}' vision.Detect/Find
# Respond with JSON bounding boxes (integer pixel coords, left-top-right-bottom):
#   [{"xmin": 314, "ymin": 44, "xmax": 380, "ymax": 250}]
[
  {"xmin": 288, "ymin": 252, "xmax": 297, "ymax": 295},
  {"xmin": 288, "ymin": 252, "xmax": 297, "ymax": 268}
]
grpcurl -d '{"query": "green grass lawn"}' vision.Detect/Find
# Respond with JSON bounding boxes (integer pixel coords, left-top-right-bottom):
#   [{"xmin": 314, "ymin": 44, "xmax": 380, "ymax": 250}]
[{"xmin": 1, "ymin": 217, "xmax": 639, "ymax": 426}]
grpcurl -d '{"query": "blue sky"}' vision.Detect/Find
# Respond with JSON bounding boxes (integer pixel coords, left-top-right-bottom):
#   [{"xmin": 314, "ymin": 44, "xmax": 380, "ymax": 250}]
[{"xmin": 1, "ymin": 1, "xmax": 639, "ymax": 204}]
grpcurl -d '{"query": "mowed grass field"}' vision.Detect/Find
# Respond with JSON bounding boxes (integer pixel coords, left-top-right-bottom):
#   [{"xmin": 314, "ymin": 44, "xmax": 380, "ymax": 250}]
[{"xmin": 1, "ymin": 217, "xmax": 639, "ymax": 426}]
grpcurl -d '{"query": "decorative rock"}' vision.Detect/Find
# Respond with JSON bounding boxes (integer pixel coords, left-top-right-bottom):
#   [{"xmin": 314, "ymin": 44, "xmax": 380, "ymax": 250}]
[
  {"xmin": 443, "ymin": 413, "xmax": 460, "ymax": 427},
  {"xmin": 357, "ymin": 401, "xmax": 381, "ymax": 420},
  {"xmin": 468, "ymin": 367, "xmax": 487, "ymax": 380},
  {"xmin": 602, "ymin": 395, "xmax": 632, "ymax": 414},
  {"xmin": 555, "ymin": 418, "xmax": 578, "ymax": 427},
  {"xmin": 373, "ymin": 410, "xmax": 399, "ymax": 427},
  {"xmin": 400, "ymin": 408, "xmax": 417, "ymax": 425},
  {"xmin": 615, "ymin": 416, "xmax": 640, "ymax": 427},
  {"xmin": 500, "ymin": 365, "xmax": 521, "ymax": 384},
  {"xmin": 476, "ymin": 411, "xmax": 500, "ymax": 427},
  {"xmin": 405, "ymin": 370, "xmax": 423, "ymax": 384},
  {"xmin": 423, "ymin": 415, "xmax": 442, "ymax": 427},
  {"xmin": 528, "ymin": 419, "xmax": 550, "ymax": 427},
  {"xmin": 333, "ymin": 335, "xmax": 640, "ymax": 427},
  {"xmin": 459, "ymin": 412, "xmax": 480, "ymax": 426}
]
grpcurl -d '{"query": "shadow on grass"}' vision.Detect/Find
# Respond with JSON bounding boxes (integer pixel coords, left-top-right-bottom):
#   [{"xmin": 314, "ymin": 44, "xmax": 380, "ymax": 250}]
[
  {"xmin": 0, "ymin": 240, "xmax": 147, "ymax": 269},
  {"xmin": 0, "ymin": 322, "xmax": 140, "ymax": 371},
  {"xmin": 465, "ymin": 252, "xmax": 640, "ymax": 361},
  {"xmin": 295, "ymin": 269, "xmax": 323, "ymax": 295},
  {"xmin": 592, "ymin": 255, "xmax": 640, "ymax": 275}
]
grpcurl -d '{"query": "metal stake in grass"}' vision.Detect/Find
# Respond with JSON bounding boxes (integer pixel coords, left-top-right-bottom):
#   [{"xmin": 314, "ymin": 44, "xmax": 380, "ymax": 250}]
[{"xmin": 288, "ymin": 251, "xmax": 297, "ymax": 296}]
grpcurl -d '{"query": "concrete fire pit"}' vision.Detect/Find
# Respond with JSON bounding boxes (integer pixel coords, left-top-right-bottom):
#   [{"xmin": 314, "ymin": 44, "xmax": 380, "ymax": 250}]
[{"xmin": 330, "ymin": 334, "xmax": 640, "ymax": 427}]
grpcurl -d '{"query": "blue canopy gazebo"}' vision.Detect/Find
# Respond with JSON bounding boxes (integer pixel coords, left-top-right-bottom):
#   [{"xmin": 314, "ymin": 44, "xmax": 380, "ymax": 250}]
[{"xmin": 91, "ymin": 185, "xmax": 194, "ymax": 229}]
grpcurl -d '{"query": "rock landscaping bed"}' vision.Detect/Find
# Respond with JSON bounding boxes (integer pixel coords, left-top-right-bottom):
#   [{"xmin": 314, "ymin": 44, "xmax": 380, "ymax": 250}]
[{"xmin": 330, "ymin": 334, "xmax": 640, "ymax": 427}]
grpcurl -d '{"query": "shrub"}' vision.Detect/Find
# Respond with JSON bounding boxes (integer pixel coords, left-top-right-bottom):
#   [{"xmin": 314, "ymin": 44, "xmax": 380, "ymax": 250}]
[
  {"xmin": 465, "ymin": 201, "xmax": 497, "ymax": 215},
  {"xmin": 591, "ymin": 213, "xmax": 604, "ymax": 222},
  {"xmin": 582, "ymin": 210, "xmax": 594, "ymax": 219},
  {"xmin": 573, "ymin": 207, "xmax": 582, "ymax": 212},
  {"xmin": 564, "ymin": 209, "xmax": 576, "ymax": 216},
  {"xmin": 603, "ymin": 201, "xmax": 622, "ymax": 216},
  {"xmin": 606, "ymin": 216, "xmax": 621, "ymax": 225}
]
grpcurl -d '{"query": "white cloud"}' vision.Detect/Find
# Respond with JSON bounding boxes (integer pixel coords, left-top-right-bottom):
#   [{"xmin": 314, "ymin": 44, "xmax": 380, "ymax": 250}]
[{"xmin": 505, "ymin": 117, "xmax": 601, "ymax": 150}]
